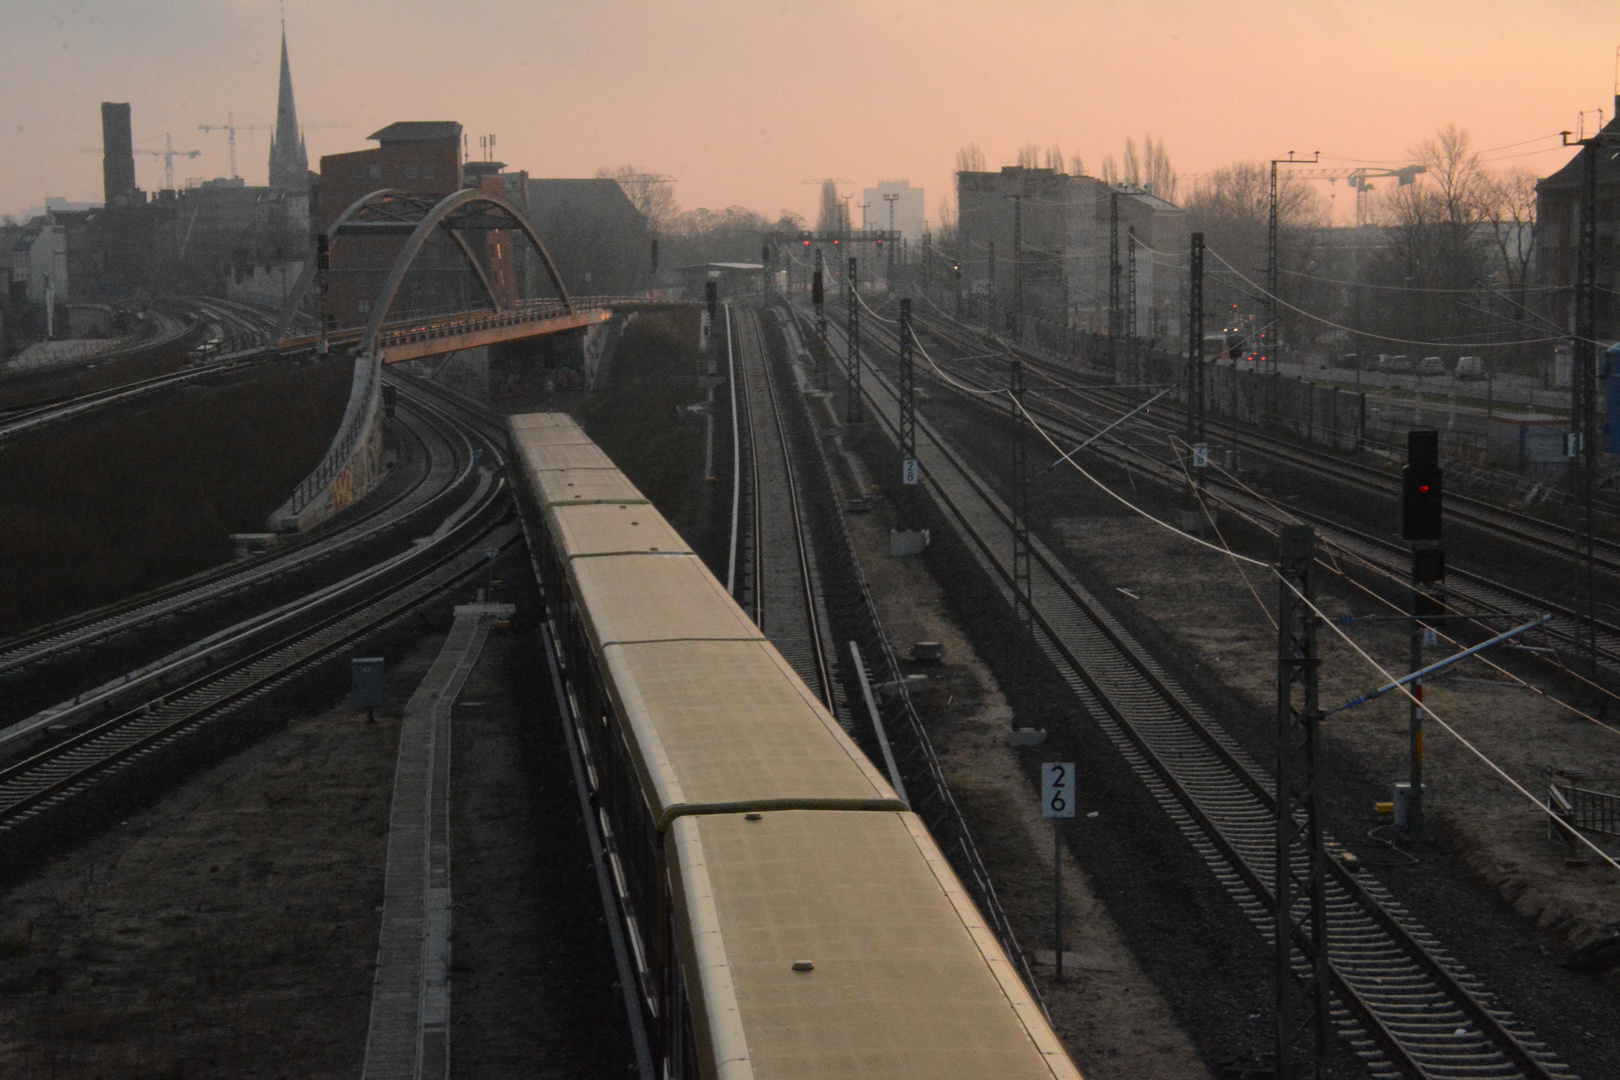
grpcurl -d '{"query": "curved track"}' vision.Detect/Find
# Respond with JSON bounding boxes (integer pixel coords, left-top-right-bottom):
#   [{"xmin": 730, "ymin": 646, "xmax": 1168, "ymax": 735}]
[{"xmin": 0, "ymin": 378, "xmax": 516, "ymax": 862}]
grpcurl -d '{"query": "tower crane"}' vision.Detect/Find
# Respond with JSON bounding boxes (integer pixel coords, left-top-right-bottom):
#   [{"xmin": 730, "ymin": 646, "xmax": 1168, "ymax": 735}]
[
  {"xmin": 1289, "ymin": 164, "xmax": 1427, "ymax": 226},
  {"xmin": 198, "ymin": 113, "xmax": 271, "ymax": 181},
  {"xmin": 135, "ymin": 134, "xmax": 201, "ymax": 192}
]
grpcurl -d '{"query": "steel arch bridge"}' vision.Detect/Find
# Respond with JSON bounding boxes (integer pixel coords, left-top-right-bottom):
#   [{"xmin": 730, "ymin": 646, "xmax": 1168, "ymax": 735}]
[{"xmin": 273, "ymin": 187, "xmax": 611, "ymax": 361}]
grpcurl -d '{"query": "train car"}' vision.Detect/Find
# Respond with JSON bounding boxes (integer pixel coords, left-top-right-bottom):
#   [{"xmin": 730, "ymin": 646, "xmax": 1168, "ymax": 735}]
[{"xmin": 509, "ymin": 412, "xmax": 1083, "ymax": 1080}]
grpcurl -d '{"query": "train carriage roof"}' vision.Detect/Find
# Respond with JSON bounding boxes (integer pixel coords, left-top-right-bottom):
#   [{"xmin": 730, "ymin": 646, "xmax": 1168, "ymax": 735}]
[
  {"xmin": 548, "ymin": 502, "xmax": 692, "ymax": 560},
  {"xmin": 518, "ymin": 440, "xmax": 617, "ymax": 471},
  {"xmin": 508, "ymin": 412, "xmax": 584, "ymax": 431},
  {"xmin": 528, "ymin": 467, "xmax": 648, "ymax": 508},
  {"xmin": 603, "ymin": 639, "xmax": 902, "ymax": 829},
  {"xmin": 669, "ymin": 810, "xmax": 1082, "ymax": 1080},
  {"xmin": 567, "ymin": 553, "xmax": 759, "ymax": 649}
]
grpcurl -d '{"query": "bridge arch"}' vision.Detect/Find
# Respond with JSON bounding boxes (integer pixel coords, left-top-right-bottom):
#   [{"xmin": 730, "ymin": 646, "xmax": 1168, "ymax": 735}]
[
  {"xmin": 357, "ymin": 187, "xmax": 574, "ymax": 356},
  {"xmin": 273, "ymin": 187, "xmax": 574, "ymax": 349},
  {"xmin": 272, "ymin": 188, "xmax": 404, "ymax": 343}
]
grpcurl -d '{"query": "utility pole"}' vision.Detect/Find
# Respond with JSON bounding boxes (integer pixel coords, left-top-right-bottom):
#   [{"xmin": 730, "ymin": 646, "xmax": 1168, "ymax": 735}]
[
  {"xmin": 1010, "ymin": 359, "xmax": 1033, "ymax": 631},
  {"xmin": 847, "ymin": 256, "xmax": 861, "ymax": 424},
  {"xmin": 1188, "ymin": 232, "xmax": 1206, "ymax": 495},
  {"xmin": 987, "ymin": 241, "xmax": 997, "ymax": 334},
  {"xmin": 1274, "ymin": 524, "xmax": 1333, "ymax": 1080},
  {"xmin": 899, "ymin": 298, "xmax": 918, "ymax": 522},
  {"xmin": 1126, "ymin": 227, "xmax": 1139, "ymax": 386},
  {"xmin": 814, "ymin": 248, "xmax": 828, "ymax": 391},
  {"xmin": 1268, "ymin": 151, "xmax": 1320, "ymax": 411},
  {"xmin": 1011, "ymin": 194, "xmax": 1024, "ymax": 339},
  {"xmin": 884, "ymin": 192, "xmax": 900, "ymax": 274},
  {"xmin": 1109, "ymin": 192, "xmax": 1122, "ymax": 376},
  {"xmin": 1562, "ymin": 127, "xmax": 1608, "ymax": 675}
]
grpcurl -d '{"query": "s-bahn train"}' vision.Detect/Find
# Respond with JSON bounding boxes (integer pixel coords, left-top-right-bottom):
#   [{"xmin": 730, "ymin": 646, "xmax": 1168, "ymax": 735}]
[{"xmin": 509, "ymin": 412, "xmax": 1083, "ymax": 1080}]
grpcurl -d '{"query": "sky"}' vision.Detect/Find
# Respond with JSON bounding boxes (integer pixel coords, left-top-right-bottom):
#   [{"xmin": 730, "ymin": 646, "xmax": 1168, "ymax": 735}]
[{"xmin": 3, "ymin": 0, "xmax": 1618, "ymax": 227}]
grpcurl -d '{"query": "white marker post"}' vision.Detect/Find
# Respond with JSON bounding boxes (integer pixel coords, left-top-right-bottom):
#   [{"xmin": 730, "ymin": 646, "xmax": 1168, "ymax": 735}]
[{"xmin": 1041, "ymin": 762, "xmax": 1076, "ymax": 980}]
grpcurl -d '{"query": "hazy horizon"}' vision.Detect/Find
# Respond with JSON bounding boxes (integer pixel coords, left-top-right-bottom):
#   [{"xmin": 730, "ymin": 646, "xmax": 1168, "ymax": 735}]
[{"xmin": 3, "ymin": 0, "xmax": 1618, "ymax": 227}]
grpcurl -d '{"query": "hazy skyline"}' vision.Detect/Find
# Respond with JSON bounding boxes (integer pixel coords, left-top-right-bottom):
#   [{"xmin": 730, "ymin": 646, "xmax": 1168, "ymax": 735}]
[{"xmin": 3, "ymin": 0, "xmax": 1618, "ymax": 227}]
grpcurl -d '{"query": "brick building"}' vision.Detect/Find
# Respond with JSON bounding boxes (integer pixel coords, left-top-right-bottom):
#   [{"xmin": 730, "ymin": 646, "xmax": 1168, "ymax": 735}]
[{"xmin": 319, "ymin": 121, "xmax": 468, "ymax": 327}]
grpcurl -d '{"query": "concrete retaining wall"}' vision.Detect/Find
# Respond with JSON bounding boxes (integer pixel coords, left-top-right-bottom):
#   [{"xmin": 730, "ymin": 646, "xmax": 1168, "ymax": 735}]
[{"xmin": 269, "ymin": 352, "xmax": 387, "ymax": 532}]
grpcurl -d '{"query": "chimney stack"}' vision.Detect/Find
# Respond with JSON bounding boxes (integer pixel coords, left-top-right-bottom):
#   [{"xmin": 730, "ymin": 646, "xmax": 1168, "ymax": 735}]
[{"xmin": 100, "ymin": 102, "xmax": 137, "ymax": 206}]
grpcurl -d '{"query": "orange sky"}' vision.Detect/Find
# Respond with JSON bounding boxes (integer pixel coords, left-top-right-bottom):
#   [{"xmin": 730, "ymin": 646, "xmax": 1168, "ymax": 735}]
[{"xmin": 3, "ymin": 0, "xmax": 1617, "ymax": 227}]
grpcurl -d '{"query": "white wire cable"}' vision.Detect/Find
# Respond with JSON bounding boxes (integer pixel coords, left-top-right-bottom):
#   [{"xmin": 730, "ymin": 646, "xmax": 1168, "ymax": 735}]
[{"xmin": 1004, "ymin": 388, "xmax": 1618, "ymax": 868}]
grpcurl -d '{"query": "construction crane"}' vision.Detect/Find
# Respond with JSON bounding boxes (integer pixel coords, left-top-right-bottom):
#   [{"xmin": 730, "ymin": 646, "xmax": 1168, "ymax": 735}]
[
  {"xmin": 1289, "ymin": 164, "xmax": 1427, "ymax": 226},
  {"xmin": 198, "ymin": 113, "xmax": 271, "ymax": 181},
  {"xmin": 136, "ymin": 134, "xmax": 201, "ymax": 192}
]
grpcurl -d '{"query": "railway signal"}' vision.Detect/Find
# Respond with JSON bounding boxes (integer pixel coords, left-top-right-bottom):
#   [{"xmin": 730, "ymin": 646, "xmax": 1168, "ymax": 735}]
[{"xmin": 1400, "ymin": 431, "xmax": 1444, "ymax": 843}]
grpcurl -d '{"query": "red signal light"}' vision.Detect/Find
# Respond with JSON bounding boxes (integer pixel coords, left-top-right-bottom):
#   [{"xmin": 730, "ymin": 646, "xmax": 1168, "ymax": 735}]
[{"xmin": 803, "ymin": 239, "xmax": 810, "ymax": 246}]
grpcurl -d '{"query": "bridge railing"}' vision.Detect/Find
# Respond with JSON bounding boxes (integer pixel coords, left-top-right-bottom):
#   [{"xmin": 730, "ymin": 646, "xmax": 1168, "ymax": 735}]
[{"xmin": 373, "ymin": 295, "xmax": 697, "ymax": 352}]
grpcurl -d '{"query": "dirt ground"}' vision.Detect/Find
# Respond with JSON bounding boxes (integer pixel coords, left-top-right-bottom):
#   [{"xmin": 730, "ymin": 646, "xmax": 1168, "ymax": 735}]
[{"xmin": 0, "ymin": 562, "xmax": 627, "ymax": 1079}]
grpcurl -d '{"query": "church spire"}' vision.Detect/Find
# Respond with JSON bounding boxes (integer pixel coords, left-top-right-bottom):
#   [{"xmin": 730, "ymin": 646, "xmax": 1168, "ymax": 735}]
[{"xmin": 267, "ymin": 23, "xmax": 308, "ymax": 192}]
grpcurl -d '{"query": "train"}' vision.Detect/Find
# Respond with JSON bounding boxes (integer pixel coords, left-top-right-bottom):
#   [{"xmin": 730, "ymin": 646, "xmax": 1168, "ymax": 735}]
[{"xmin": 508, "ymin": 411, "xmax": 1083, "ymax": 1079}]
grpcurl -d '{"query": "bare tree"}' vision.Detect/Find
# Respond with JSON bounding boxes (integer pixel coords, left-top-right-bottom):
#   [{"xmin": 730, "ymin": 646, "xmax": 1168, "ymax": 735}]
[
  {"xmin": 1362, "ymin": 125, "xmax": 1494, "ymax": 343},
  {"xmin": 1045, "ymin": 144, "xmax": 1066, "ymax": 172},
  {"xmin": 595, "ymin": 165, "xmax": 678, "ymax": 232},
  {"xmin": 1142, "ymin": 136, "xmax": 1176, "ymax": 200},
  {"xmin": 1100, "ymin": 154, "xmax": 1118, "ymax": 185},
  {"xmin": 1068, "ymin": 154, "xmax": 1085, "ymax": 178},
  {"xmin": 1016, "ymin": 142, "xmax": 1042, "ymax": 168},
  {"xmin": 1185, "ymin": 162, "xmax": 1329, "ymax": 336},
  {"xmin": 1122, "ymin": 138, "xmax": 1140, "ymax": 185},
  {"xmin": 956, "ymin": 144, "xmax": 986, "ymax": 174}
]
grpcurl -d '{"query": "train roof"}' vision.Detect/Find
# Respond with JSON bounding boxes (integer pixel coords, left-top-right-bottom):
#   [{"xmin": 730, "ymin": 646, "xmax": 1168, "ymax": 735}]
[
  {"xmin": 603, "ymin": 639, "xmax": 903, "ymax": 829},
  {"xmin": 568, "ymin": 553, "xmax": 759, "ymax": 648},
  {"xmin": 548, "ymin": 502, "xmax": 691, "ymax": 560},
  {"xmin": 669, "ymin": 810, "xmax": 1081, "ymax": 1080},
  {"xmin": 529, "ymin": 468, "xmax": 649, "ymax": 508},
  {"xmin": 518, "ymin": 440, "xmax": 617, "ymax": 471},
  {"xmin": 508, "ymin": 411, "xmax": 584, "ymax": 431}
]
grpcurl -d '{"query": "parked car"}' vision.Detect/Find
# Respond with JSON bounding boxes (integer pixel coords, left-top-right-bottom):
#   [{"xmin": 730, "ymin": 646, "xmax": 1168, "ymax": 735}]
[
  {"xmin": 1417, "ymin": 356, "xmax": 1446, "ymax": 376},
  {"xmin": 1387, "ymin": 354, "xmax": 1414, "ymax": 373},
  {"xmin": 1456, "ymin": 356, "xmax": 1485, "ymax": 380}
]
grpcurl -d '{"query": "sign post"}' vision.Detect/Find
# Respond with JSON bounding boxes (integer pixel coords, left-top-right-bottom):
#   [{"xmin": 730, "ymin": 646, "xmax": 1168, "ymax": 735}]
[{"xmin": 1041, "ymin": 761, "xmax": 1076, "ymax": 980}]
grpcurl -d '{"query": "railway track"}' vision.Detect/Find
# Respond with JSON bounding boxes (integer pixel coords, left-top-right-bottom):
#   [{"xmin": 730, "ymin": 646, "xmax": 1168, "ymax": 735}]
[
  {"xmin": 728, "ymin": 304, "xmax": 838, "ymax": 710},
  {"xmin": 860, "ymin": 306, "xmax": 1620, "ymax": 679},
  {"xmin": 791, "ymin": 299, "xmax": 1578, "ymax": 1080},
  {"xmin": 0, "ymin": 378, "xmax": 516, "ymax": 864},
  {"xmin": 0, "ymin": 389, "xmax": 473, "ymax": 691},
  {"xmin": 954, "ymin": 323, "xmax": 1620, "ymax": 585}
]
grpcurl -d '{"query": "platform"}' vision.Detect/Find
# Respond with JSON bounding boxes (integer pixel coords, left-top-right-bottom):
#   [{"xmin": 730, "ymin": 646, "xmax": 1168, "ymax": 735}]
[{"xmin": 360, "ymin": 602, "xmax": 513, "ymax": 1080}]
